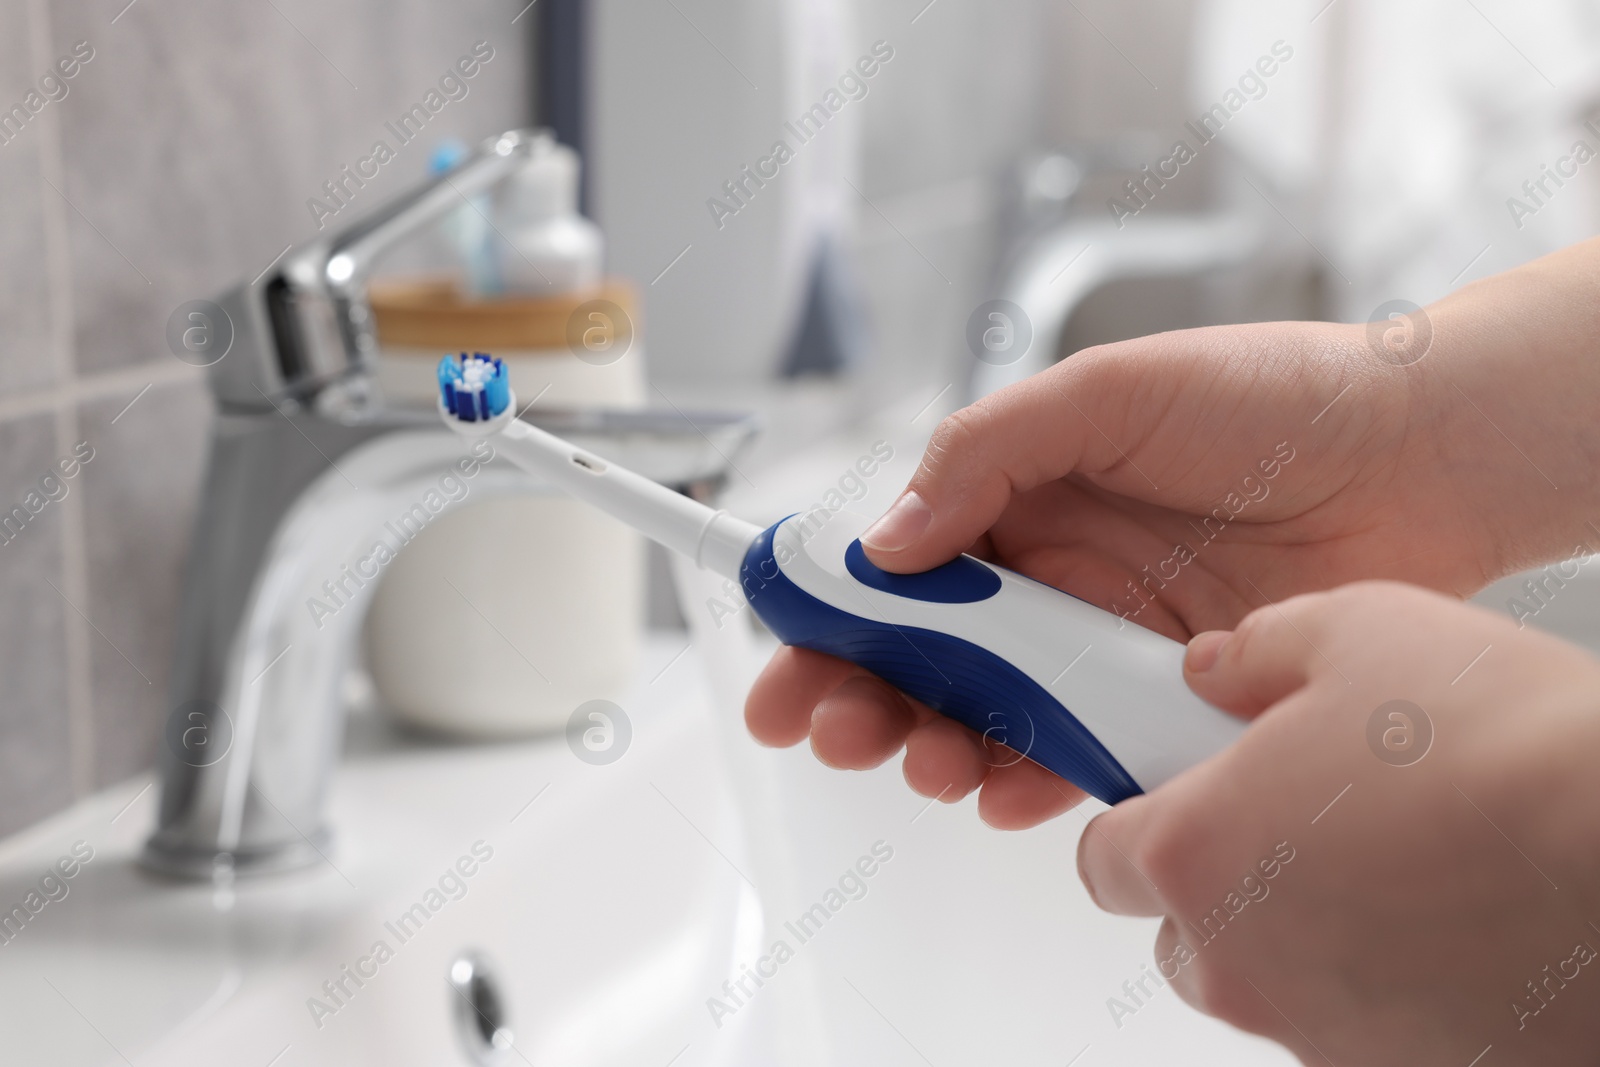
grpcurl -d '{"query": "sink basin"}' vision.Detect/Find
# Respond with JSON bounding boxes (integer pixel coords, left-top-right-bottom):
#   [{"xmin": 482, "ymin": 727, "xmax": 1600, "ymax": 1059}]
[
  {"xmin": 1471, "ymin": 556, "xmax": 1600, "ymax": 655},
  {"xmin": 0, "ymin": 629, "xmax": 1301, "ymax": 1066},
  {"xmin": 0, "ymin": 636, "xmax": 784, "ymax": 1067}
]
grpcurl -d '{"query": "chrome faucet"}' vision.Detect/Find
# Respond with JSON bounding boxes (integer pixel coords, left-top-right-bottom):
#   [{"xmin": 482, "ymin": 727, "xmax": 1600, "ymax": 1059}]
[{"xmin": 143, "ymin": 128, "xmax": 756, "ymax": 879}]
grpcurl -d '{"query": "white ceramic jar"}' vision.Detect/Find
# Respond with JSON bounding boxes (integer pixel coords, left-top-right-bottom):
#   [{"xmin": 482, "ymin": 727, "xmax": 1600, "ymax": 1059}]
[{"xmin": 364, "ymin": 282, "xmax": 645, "ymax": 737}]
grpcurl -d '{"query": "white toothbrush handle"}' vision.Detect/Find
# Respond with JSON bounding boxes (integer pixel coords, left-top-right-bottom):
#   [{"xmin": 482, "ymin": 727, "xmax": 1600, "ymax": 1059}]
[{"xmin": 741, "ymin": 511, "xmax": 1245, "ymax": 802}]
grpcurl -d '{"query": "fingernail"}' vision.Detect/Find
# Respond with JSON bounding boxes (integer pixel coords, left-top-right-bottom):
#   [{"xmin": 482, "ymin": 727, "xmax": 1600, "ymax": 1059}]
[
  {"xmin": 1076, "ymin": 820, "xmax": 1104, "ymax": 908},
  {"xmin": 1186, "ymin": 631, "xmax": 1231, "ymax": 673},
  {"xmin": 861, "ymin": 490, "xmax": 932, "ymax": 552}
]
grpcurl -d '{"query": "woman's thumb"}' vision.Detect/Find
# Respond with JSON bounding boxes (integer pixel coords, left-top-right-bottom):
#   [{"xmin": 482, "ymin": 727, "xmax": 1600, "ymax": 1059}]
[{"xmin": 860, "ymin": 366, "xmax": 1110, "ymax": 573}]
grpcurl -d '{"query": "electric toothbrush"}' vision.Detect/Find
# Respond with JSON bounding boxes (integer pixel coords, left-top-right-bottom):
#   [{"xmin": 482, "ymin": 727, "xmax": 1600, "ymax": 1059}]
[{"xmin": 437, "ymin": 353, "xmax": 1244, "ymax": 804}]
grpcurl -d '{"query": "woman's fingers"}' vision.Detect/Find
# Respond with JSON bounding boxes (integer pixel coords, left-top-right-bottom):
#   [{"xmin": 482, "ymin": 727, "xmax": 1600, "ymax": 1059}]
[
  {"xmin": 902, "ymin": 716, "xmax": 990, "ymax": 800},
  {"xmin": 976, "ymin": 755, "xmax": 1086, "ymax": 829},
  {"xmin": 1070, "ymin": 601, "xmax": 1327, "ymax": 917},
  {"xmin": 746, "ymin": 648, "xmax": 937, "ymax": 775},
  {"xmin": 1183, "ymin": 591, "xmax": 1331, "ymax": 719},
  {"xmin": 1078, "ymin": 797, "xmax": 1167, "ymax": 916},
  {"xmin": 749, "ymin": 647, "xmax": 1088, "ymax": 825},
  {"xmin": 809, "ymin": 674, "xmax": 921, "ymax": 770},
  {"xmin": 745, "ymin": 646, "xmax": 860, "ymax": 748}
]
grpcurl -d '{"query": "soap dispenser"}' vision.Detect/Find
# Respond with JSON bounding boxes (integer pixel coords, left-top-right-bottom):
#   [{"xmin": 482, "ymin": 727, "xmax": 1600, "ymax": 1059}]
[{"xmin": 497, "ymin": 135, "xmax": 604, "ymax": 296}]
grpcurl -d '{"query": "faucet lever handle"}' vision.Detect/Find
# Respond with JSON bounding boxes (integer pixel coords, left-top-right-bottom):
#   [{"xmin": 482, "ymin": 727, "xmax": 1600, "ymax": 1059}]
[{"xmin": 210, "ymin": 128, "xmax": 551, "ymax": 410}]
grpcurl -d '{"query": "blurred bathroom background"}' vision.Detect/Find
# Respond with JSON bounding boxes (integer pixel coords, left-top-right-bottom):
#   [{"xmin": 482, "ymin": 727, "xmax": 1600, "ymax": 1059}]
[{"xmin": 3, "ymin": 0, "xmax": 1600, "ymax": 837}]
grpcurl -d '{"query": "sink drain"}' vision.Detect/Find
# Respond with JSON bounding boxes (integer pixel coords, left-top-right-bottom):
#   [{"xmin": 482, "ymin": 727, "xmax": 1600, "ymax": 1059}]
[{"xmin": 448, "ymin": 953, "xmax": 516, "ymax": 1065}]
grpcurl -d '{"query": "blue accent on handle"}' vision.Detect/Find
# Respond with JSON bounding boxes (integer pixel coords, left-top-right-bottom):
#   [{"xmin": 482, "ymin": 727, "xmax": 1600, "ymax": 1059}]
[
  {"xmin": 843, "ymin": 539, "xmax": 1002, "ymax": 604},
  {"xmin": 742, "ymin": 522, "xmax": 1143, "ymax": 804},
  {"xmin": 436, "ymin": 352, "xmax": 509, "ymax": 421}
]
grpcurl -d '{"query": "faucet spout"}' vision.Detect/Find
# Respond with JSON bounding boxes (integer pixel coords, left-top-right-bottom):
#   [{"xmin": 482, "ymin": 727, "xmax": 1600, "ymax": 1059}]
[
  {"xmin": 143, "ymin": 404, "xmax": 756, "ymax": 879},
  {"xmin": 969, "ymin": 211, "xmax": 1264, "ymax": 402},
  {"xmin": 145, "ymin": 409, "xmax": 487, "ymax": 876}
]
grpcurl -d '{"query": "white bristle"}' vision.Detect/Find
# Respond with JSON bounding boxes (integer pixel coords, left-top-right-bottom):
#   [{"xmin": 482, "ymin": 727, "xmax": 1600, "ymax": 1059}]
[{"xmin": 458, "ymin": 360, "xmax": 492, "ymax": 392}]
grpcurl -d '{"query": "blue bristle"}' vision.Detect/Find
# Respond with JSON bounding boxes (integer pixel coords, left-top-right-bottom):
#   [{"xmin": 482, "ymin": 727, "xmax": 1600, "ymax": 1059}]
[
  {"xmin": 436, "ymin": 354, "xmax": 459, "ymax": 416},
  {"xmin": 484, "ymin": 355, "xmax": 510, "ymax": 417}
]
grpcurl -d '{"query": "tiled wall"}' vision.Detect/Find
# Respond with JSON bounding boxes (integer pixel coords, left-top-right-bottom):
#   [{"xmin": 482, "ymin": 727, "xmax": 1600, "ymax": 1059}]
[{"xmin": 0, "ymin": 0, "xmax": 529, "ymax": 836}]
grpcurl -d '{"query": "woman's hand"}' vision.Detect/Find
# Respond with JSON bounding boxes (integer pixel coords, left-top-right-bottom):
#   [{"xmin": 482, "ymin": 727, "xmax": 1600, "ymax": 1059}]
[
  {"xmin": 748, "ymin": 314, "xmax": 1507, "ymax": 827},
  {"xmin": 1080, "ymin": 581, "xmax": 1600, "ymax": 1064}
]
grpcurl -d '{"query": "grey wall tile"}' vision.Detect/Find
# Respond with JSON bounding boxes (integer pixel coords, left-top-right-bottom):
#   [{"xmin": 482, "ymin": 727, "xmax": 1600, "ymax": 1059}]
[
  {"xmin": 1039, "ymin": 0, "xmax": 1198, "ymax": 142},
  {"xmin": 78, "ymin": 377, "xmax": 210, "ymax": 786},
  {"xmin": 48, "ymin": 0, "xmax": 531, "ymax": 374},
  {"xmin": 0, "ymin": 414, "xmax": 75, "ymax": 837},
  {"xmin": 853, "ymin": 215, "xmax": 1000, "ymax": 394},
  {"xmin": 0, "ymin": 0, "xmax": 59, "ymax": 395},
  {"xmin": 855, "ymin": 0, "xmax": 1047, "ymax": 198}
]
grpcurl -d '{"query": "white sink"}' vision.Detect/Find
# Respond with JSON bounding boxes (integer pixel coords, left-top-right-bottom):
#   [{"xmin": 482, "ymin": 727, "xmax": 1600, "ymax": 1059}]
[
  {"xmin": 0, "ymin": 636, "xmax": 784, "ymax": 1067},
  {"xmin": 1472, "ymin": 557, "xmax": 1600, "ymax": 656},
  {"xmin": 0, "ymin": 627, "xmax": 1302, "ymax": 1067}
]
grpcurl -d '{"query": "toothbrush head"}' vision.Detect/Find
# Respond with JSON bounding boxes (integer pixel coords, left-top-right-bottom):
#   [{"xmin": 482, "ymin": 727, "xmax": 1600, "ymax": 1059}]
[{"xmin": 437, "ymin": 352, "xmax": 515, "ymax": 436}]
